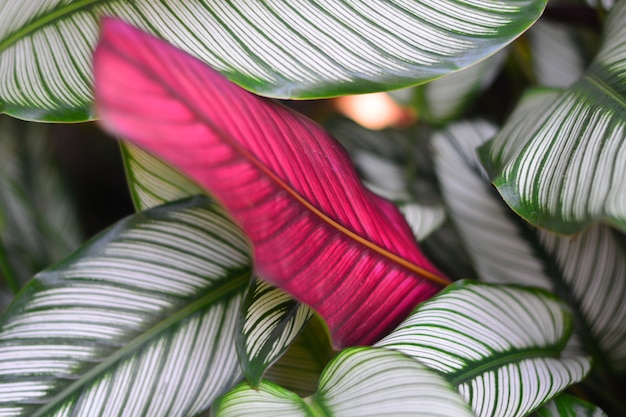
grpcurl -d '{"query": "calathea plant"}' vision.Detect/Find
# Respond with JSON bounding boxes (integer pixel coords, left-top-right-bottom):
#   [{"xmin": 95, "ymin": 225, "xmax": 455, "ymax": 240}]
[{"xmin": 0, "ymin": 1, "xmax": 624, "ymax": 416}]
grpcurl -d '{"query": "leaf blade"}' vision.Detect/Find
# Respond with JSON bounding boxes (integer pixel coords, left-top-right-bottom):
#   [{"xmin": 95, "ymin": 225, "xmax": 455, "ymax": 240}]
[
  {"xmin": 376, "ymin": 281, "xmax": 591, "ymax": 417},
  {"xmin": 480, "ymin": 1, "xmax": 626, "ymax": 233},
  {"xmin": 94, "ymin": 19, "xmax": 448, "ymax": 349},
  {"xmin": 0, "ymin": 197, "xmax": 250, "ymax": 417},
  {"xmin": 433, "ymin": 120, "xmax": 626, "ymax": 372},
  {"xmin": 0, "ymin": 0, "xmax": 547, "ymax": 120}
]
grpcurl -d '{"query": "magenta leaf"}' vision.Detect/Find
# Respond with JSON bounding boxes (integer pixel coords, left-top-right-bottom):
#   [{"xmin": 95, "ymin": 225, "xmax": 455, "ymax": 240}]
[{"xmin": 94, "ymin": 19, "xmax": 449, "ymax": 349}]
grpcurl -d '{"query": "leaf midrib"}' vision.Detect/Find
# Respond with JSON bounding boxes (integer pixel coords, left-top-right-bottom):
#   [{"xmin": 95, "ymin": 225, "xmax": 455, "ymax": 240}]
[
  {"xmin": 0, "ymin": 0, "xmax": 102, "ymax": 52},
  {"xmin": 102, "ymin": 32, "xmax": 450, "ymax": 288},
  {"xmin": 30, "ymin": 271, "xmax": 249, "ymax": 417},
  {"xmin": 586, "ymin": 74, "xmax": 626, "ymax": 108},
  {"xmin": 448, "ymin": 347, "xmax": 559, "ymax": 386}
]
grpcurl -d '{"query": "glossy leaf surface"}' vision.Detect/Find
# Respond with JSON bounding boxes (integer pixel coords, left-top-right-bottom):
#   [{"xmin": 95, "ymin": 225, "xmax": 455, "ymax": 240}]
[
  {"xmin": 0, "ymin": 196, "xmax": 250, "ymax": 416},
  {"xmin": 95, "ymin": 19, "xmax": 448, "ymax": 349},
  {"xmin": 480, "ymin": 1, "xmax": 626, "ymax": 233},
  {"xmin": 433, "ymin": 120, "xmax": 626, "ymax": 372},
  {"xmin": 214, "ymin": 347, "xmax": 474, "ymax": 417},
  {"xmin": 0, "ymin": 0, "xmax": 546, "ymax": 121},
  {"xmin": 376, "ymin": 281, "xmax": 591, "ymax": 417}
]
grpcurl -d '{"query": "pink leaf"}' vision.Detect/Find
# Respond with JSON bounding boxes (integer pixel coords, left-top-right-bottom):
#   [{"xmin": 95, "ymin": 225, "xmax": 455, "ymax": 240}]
[{"xmin": 94, "ymin": 19, "xmax": 449, "ymax": 349}]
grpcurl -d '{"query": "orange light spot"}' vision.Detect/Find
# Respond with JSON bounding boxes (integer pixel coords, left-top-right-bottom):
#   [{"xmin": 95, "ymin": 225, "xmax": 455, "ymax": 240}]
[{"xmin": 335, "ymin": 92, "xmax": 415, "ymax": 129}]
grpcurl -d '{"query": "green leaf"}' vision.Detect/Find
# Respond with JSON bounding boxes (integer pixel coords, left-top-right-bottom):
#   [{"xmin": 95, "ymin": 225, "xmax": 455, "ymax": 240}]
[
  {"xmin": 479, "ymin": 1, "xmax": 626, "ymax": 233},
  {"xmin": 120, "ymin": 143, "xmax": 203, "ymax": 211},
  {"xmin": 0, "ymin": 196, "xmax": 250, "ymax": 416},
  {"xmin": 264, "ymin": 314, "xmax": 335, "ymax": 397},
  {"xmin": 527, "ymin": 20, "xmax": 589, "ymax": 88},
  {"xmin": 0, "ymin": 0, "xmax": 546, "ymax": 121},
  {"xmin": 0, "ymin": 116, "xmax": 81, "ymax": 294},
  {"xmin": 237, "ymin": 278, "xmax": 313, "ymax": 387},
  {"xmin": 532, "ymin": 394, "xmax": 608, "ymax": 417},
  {"xmin": 122, "ymin": 143, "xmax": 315, "ymax": 390},
  {"xmin": 412, "ymin": 50, "xmax": 507, "ymax": 125},
  {"xmin": 376, "ymin": 281, "xmax": 591, "ymax": 417},
  {"xmin": 214, "ymin": 347, "xmax": 475, "ymax": 417},
  {"xmin": 433, "ymin": 120, "xmax": 626, "ymax": 373}
]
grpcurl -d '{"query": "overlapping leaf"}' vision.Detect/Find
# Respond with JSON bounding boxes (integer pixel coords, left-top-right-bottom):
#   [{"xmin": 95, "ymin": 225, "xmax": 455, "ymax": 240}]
[
  {"xmin": 237, "ymin": 279, "xmax": 313, "ymax": 387},
  {"xmin": 0, "ymin": 0, "xmax": 547, "ymax": 121},
  {"xmin": 0, "ymin": 116, "xmax": 81, "ymax": 294},
  {"xmin": 263, "ymin": 315, "xmax": 335, "ymax": 397},
  {"xmin": 328, "ymin": 118, "xmax": 446, "ymax": 241},
  {"xmin": 527, "ymin": 20, "xmax": 589, "ymax": 88},
  {"xmin": 0, "ymin": 196, "xmax": 251, "ymax": 416},
  {"xmin": 120, "ymin": 143, "xmax": 203, "ymax": 211},
  {"xmin": 480, "ymin": 0, "xmax": 626, "ymax": 233},
  {"xmin": 121, "ymin": 143, "xmax": 315, "ymax": 391},
  {"xmin": 376, "ymin": 281, "xmax": 591, "ymax": 417},
  {"xmin": 213, "ymin": 347, "xmax": 474, "ymax": 417},
  {"xmin": 94, "ymin": 19, "xmax": 449, "ymax": 349},
  {"xmin": 532, "ymin": 394, "xmax": 607, "ymax": 417},
  {"xmin": 433, "ymin": 120, "xmax": 626, "ymax": 372},
  {"xmin": 411, "ymin": 50, "xmax": 507, "ymax": 125}
]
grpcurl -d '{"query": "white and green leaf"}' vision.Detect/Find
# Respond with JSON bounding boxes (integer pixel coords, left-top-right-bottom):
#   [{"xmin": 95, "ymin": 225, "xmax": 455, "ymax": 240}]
[
  {"xmin": 527, "ymin": 20, "xmax": 589, "ymax": 88},
  {"xmin": 214, "ymin": 347, "xmax": 475, "ymax": 417},
  {"xmin": 376, "ymin": 281, "xmax": 591, "ymax": 417},
  {"xmin": 411, "ymin": 50, "xmax": 508, "ymax": 125},
  {"xmin": 0, "ymin": 0, "xmax": 547, "ymax": 121},
  {"xmin": 0, "ymin": 116, "xmax": 81, "ymax": 294},
  {"xmin": 120, "ymin": 143, "xmax": 203, "ymax": 211},
  {"xmin": 0, "ymin": 196, "xmax": 251, "ymax": 417},
  {"xmin": 237, "ymin": 278, "xmax": 314, "ymax": 387},
  {"xmin": 263, "ymin": 314, "xmax": 335, "ymax": 397},
  {"xmin": 479, "ymin": 1, "xmax": 626, "ymax": 233},
  {"xmin": 532, "ymin": 394, "xmax": 607, "ymax": 417},
  {"xmin": 433, "ymin": 120, "xmax": 626, "ymax": 373},
  {"xmin": 122, "ymin": 144, "xmax": 316, "ymax": 393}
]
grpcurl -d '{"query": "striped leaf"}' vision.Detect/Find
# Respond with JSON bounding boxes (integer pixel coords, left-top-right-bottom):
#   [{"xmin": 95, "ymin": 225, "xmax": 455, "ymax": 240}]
[
  {"xmin": 122, "ymin": 140, "xmax": 315, "ymax": 391},
  {"xmin": 527, "ymin": 20, "xmax": 589, "ymax": 88},
  {"xmin": 433, "ymin": 120, "xmax": 626, "ymax": 373},
  {"xmin": 120, "ymin": 143, "xmax": 203, "ymax": 211},
  {"xmin": 95, "ymin": 19, "xmax": 450, "ymax": 349},
  {"xmin": 532, "ymin": 394, "xmax": 607, "ymax": 417},
  {"xmin": 0, "ymin": 0, "xmax": 547, "ymax": 121},
  {"xmin": 263, "ymin": 315, "xmax": 335, "ymax": 397},
  {"xmin": 329, "ymin": 119, "xmax": 446, "ymax": 241},
  {"xmin": 0, "ymin": 196, "xmax": 251, "ymax": 416},
  {"xmin": 376, "ymin": 281, "xmax": 591, "ymax": 417},
  {"xmin": 122, "ymin": 140, "xmax": 315, "ymax": 392},
  {"xmin": 0, "ymin": 116, "xmax": 81, "ymax": 294},
  {"xmin": 214, "ymin": 347, "xmax": 475, "ymax": 417},
  {"xmin": 411, "ymin": 50, "xmax": 507, "ymax": 125},
  {"xmin": 479, "ymin": 0, "xmax": 626, "ymax": 233},
  {"xmin": 237, "ymin": 278, "xmax": 314, "ymax": 387}
]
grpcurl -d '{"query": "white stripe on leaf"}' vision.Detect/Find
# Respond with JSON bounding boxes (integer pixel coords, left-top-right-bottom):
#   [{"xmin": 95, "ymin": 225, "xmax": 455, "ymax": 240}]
[
  {"xmin": 215, "ymin": 347, "xmax": 475, "ymax": 417},
  {"xmin": 0, "ymin": 197, "xmax": 251, "ymax": 417},
  {"xmin": 0, "ymin": 0, "xmax": 546, "ymax": 120},
  {"xmin": 434, "ymin": 120, "xmax": 626, "ymax": 372},
  {"xmin": 376, "ymin": 281, "xmax": 591, "ymax": 417},
  {"xmin": 481, "ymin": 1, "xmax": 626, "ymax": 233}
]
